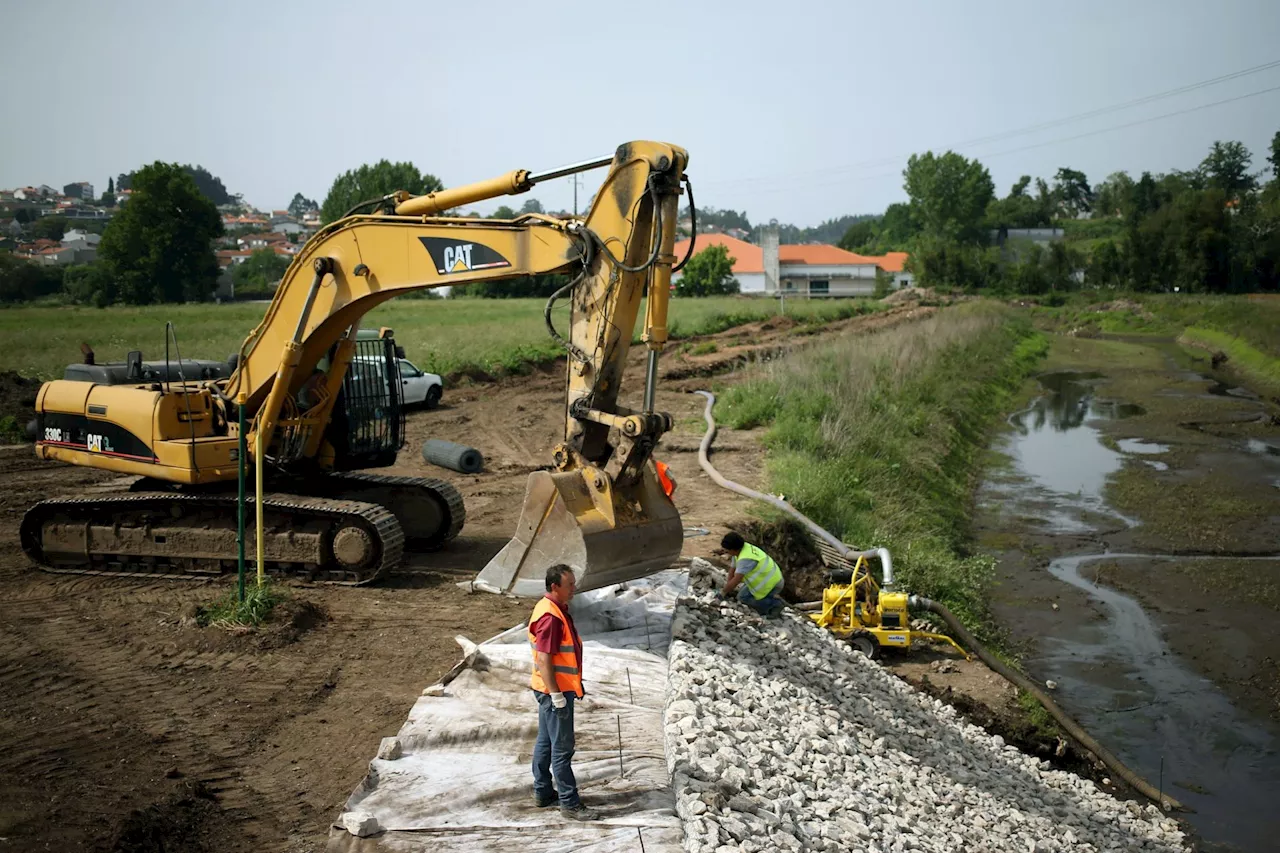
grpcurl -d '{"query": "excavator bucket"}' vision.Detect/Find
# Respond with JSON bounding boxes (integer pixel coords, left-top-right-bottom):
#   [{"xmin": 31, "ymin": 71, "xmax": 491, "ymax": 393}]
[{"xmin": 472, "ymin": 466, "xmax": 683, "ymax": 597}]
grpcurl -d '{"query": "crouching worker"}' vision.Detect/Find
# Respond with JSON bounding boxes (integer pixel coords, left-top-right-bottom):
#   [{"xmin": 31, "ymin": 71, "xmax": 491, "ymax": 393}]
[
  {"xmin": 716, "ymin": 531, "xmax": 786, "ymax": 617},
  {"xmin": 529, "ymin": 564, "xmax": 599, "ymax": 821}
]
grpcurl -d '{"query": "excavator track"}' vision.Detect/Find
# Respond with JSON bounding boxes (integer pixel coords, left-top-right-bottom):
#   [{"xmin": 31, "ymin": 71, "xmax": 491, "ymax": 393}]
[
  {"xmin": 303, "ymin": 472, "xmax": 466, "ymax": 550},
  {"xmin": 20, "ymin": 492, "xmax": 405, "ymax": 586}
]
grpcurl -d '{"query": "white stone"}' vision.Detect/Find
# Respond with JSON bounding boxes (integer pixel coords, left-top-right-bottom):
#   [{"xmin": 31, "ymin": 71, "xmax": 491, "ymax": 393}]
[
  {"xmin": 375, "ymin": 737, "xmax": 402, "ymax": 760},
  {"xmin": 341, "ymin": 811, "xmax": 381, "ymax": 837}
]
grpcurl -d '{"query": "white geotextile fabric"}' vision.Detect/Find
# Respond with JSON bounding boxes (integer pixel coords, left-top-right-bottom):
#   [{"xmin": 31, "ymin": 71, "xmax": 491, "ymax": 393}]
[{"xmin": 326, "ymin": 570, "xmax": 689, "ymax": 853}]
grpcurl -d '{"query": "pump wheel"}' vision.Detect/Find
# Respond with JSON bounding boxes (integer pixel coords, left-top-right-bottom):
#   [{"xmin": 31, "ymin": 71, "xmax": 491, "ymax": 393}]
[{"xmin": 849, "ymin": 632, "xmax": 880, "ymax": 660}]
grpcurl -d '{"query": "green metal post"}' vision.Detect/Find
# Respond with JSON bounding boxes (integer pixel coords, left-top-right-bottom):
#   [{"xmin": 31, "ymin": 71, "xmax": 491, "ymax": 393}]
[{"xmin": 237, "ymin": 399, "xmax": 247, "ymax": 603}]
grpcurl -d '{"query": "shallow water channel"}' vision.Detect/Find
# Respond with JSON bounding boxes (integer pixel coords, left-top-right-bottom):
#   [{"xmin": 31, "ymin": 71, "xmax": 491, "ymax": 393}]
[{"xmin": 985, "ymin": 369, "xmax": 1280, "ymax": 852}]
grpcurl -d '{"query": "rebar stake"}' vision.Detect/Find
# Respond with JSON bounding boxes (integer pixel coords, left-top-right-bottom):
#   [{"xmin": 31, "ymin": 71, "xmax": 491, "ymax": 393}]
[{"xmin": 616, "ymin": 714, "xmax": 624, "ymax": 777}]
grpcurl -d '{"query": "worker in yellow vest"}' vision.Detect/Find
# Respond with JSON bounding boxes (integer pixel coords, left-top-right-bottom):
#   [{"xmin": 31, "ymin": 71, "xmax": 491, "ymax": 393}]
[
  {"xmin": 715, "ymin": 531, "xmax": 786, "ymax": 617},
  {"xmin": 528, "ymin": 564, "xmax": 599, "ymax": 821}
]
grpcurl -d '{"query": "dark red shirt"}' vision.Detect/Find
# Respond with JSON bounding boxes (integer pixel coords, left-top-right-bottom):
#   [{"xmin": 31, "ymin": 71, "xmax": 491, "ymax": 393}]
[{"xmin": 531, "ymin": 594, "xmax": 583, "ymax": 671}]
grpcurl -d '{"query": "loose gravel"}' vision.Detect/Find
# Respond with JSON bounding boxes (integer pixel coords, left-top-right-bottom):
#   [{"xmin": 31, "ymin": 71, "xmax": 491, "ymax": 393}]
[{"xmin": 664, "ymin": 560, "xmax": 1188, "ymax": 853}]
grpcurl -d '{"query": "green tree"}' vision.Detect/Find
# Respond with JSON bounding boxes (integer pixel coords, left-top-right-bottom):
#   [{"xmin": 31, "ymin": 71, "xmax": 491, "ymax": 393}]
[
  {"xmin": 838, "ymin": 219, "xmax": 877, "ymax": 253},
  {"xmin": 63, "ymin": 262, "xmax": 116, "ymax": 306},
  {"xmin": 674, "ymin": 244, "xmax": 739, "ymax": 296},
  {"xmin": 1199, "ymin": 140, "xmax": 1255, "ymax": 197},
  {"xmin": 107, "ymin": 176, "xmax": 114, "ymax": 195},
  {"xmin": 99, "ymin": 162, "xmax": 223, "ymax": 304},
  {"xmin": 118, "ymin": 164, "xmax": 232, "ymax": 206},
  {"xmin": 1052, "ymin": 167, "xmax": 1093, "ymax": 217},
  {"xmin": 32, "ymin": 216, "xmax": 68, "ymax": 241},
  {"xmin": 1045, "ymin": 240, "xmax": 1083, "ymax": 291},
  {"xmin": 875, "ymin": 203, "xmax": 919, "ymax": 250},
  {"xmin": 320, "ymin": 160, "xmax": 443, "ymax": 224},
  {"xmin": 287, "ymin": 192, "xmax": 317, "ymax": 218},
  {"xmin": 232, "ymin": 248, "xmax": 292, "ymax": 295},
  {"xmin": 1091, "ymin": 172, "xmax": 1133, "ymax": 218},
  {"xmin": 986, "ymin": 175, "xmax": 1052, "ymax": 230},
  {"xmin": 1085, "ymin": 240, "xmax": 1125, "ymax": 289},
  {"xmin": 0, "ymin": 254, "xmax": 65, "ymax": 303},
  {"xmin": 903, "ymin": 151, "xmax": 994, "ymax": 244},
  {"xmin": 490, "ymin": 205, "xmax": 518, "ymax": 219},
  {"xmin": 1268, "ymin": 130, "xmax": 1280, "ymax": 187},
  {"xmin": 519, "ymin": 198, "xmax": 545, "ymax": 215}
]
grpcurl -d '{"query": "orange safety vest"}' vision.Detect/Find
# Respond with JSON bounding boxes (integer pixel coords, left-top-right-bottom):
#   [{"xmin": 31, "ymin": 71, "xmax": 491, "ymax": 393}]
[
  {"xmin": 528, "ymin": 597, "xmax": 583, "ymax": 698},
  {"xmin": 655, "ymin": 459, "xmax": 676, "ymax": 498}
]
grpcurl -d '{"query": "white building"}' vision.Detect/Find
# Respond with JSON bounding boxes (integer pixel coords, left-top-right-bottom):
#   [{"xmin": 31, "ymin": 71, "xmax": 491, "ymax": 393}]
[{"xmin": 671, "ymin": 234, "xmax": 912, "ymax": 298}]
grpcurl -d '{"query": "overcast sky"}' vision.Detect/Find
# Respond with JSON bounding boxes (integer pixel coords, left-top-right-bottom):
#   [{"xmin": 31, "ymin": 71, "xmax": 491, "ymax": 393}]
[{"xmin": 3, "ymin": 1, "xmax": 1278, "ymax": 226}]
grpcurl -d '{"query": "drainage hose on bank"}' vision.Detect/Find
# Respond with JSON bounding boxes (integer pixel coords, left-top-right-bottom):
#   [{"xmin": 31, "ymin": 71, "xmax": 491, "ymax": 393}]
[{"xmin": 692, "ymin": 389, "xmax": 1185, "ymax": 813}]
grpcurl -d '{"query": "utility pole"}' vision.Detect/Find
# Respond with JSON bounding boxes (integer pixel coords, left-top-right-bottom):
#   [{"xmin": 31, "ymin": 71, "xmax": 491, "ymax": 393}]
[{"xmin": 570, "ymin": 174, "xmax": 584, "ymax": 217}]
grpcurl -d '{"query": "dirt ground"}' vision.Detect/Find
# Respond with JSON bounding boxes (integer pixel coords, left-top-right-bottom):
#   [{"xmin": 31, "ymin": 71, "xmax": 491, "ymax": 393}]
[{"xmin": 1, "ymin": 305, "xmax": 960, "ymax": 852}]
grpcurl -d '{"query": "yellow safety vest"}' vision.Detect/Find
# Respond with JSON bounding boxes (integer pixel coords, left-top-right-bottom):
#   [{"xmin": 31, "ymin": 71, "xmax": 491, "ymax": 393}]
[
  {"xmin": 737, "ymin": 543, "xmax": 783, "ymax": 600},
  {"xmin": 528, "ymin": 597, "xmax": 583, "ymax": 698}
]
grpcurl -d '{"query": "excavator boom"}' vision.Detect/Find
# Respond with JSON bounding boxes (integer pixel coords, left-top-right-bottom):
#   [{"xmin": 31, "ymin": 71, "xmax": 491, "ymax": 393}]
[{"xmin": 27, "ymin": 141, "xmax": 689, "ymax": 593}]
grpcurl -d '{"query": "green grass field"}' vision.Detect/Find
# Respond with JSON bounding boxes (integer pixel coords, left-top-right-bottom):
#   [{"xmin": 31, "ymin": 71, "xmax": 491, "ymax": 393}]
[{"xmin": 0, "ymin": 296, "xmax": 878, "ymax": 382}]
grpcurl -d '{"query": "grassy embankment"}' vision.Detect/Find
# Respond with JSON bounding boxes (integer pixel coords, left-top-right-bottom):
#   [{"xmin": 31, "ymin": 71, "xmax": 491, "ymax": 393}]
[
  {"xmin": 1033, "ymin": 293, "xmax": 1280, "ymax": 393},
  {"xmin": 0, "ymin": 296, "xmax": 880, "ymax": 382},
  {"xmin": 717, "ymin": 302, "xmax": 1046, "ymax": 638}
]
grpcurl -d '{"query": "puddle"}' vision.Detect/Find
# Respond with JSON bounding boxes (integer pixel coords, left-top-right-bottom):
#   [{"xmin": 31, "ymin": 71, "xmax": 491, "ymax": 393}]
[
  {"xmin": 1116, "ymin": 438, "xmax": 1169, "ymax": 455},
  {"xmin": 1144, "ymin": 460, "xmax": 1169, "ymax": 471},
  {"xmin": 1246, "ymin": 438, "xmax": 1279, "ymax": 457},
  {"xmin": 1205, "ymin": 376, "xmax": 1259, "ymax": 400},
  {"xmin": 1007, "ymin": 372, "xmax": 1143, "ymax": 500}
]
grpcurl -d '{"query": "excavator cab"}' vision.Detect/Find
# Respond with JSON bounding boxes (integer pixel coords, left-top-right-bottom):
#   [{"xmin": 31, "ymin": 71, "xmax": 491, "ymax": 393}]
[{"xmin": 324, "ymin": 331, "xmax": 405, "ymax": 470}]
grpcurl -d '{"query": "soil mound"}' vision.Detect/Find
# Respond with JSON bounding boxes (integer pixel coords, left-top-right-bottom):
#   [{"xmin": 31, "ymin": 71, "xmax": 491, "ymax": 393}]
[{"xmin": 0, "ymin": 371, "xmax": 40, "ymax": 441}]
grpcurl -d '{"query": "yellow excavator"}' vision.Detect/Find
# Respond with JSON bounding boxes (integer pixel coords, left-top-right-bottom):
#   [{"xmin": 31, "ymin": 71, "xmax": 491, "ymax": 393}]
[{"xmin": 22, "ymin": 141, "xmax": 689, "ymax": 595}]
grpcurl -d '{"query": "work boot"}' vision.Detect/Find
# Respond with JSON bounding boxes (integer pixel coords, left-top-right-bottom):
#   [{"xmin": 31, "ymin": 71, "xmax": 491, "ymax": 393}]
[
  {"xmin": 560, "ymin": 802, "xmax": 601, "ymax": 821},
  {"xmin": 534, "ymin": 792, "xmax": 557, "ymax": 808}
]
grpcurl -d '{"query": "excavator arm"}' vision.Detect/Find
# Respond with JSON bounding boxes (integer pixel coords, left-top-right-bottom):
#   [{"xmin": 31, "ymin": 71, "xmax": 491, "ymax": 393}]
[{"xmin": 226, "ymin": 141, "xmax": 684, "ymax": 481}]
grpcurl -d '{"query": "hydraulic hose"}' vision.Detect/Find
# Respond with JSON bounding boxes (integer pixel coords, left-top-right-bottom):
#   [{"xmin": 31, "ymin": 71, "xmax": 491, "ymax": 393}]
[
  {"xmin": 910, "ymin": 595, "xmax": 1183, "ymax": 812},
  {"xmin": 693, "ymin": 388, "xmax": 1185, "ymax": 813}
]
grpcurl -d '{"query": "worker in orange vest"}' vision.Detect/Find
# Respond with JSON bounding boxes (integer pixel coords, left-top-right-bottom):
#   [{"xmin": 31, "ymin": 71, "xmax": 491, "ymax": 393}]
[{"xmin": 528, "ymin": 564, "xmax": 599, "ymax": 820}]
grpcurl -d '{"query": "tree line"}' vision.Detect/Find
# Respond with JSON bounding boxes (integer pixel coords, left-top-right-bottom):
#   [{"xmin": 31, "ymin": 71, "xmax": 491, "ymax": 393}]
[{"xmin": 838, "ymin": 133, "xmax": 1280, "ymax": 294}]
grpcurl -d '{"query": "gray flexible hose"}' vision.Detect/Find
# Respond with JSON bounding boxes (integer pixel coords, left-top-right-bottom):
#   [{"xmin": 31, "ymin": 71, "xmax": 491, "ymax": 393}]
[{"xmin": 693, "ymin": 388, "xmax": 1185, "ymax": 813}]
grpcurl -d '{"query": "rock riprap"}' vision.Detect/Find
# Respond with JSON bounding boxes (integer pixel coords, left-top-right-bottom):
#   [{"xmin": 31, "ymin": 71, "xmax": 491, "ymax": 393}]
[{"xmin": 664, "ymin": 560, "xmax": 1187, "ymax": 853}]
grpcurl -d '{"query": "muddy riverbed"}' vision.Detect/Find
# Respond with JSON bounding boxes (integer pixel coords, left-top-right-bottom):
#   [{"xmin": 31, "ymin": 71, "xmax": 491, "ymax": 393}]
[{"xmin": 977, "ymin": 335, "xmax": 1280, "ymax": 852}]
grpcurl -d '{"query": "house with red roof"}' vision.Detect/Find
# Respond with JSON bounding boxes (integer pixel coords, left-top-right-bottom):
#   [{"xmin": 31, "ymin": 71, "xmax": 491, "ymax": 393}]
[{"xmin": 671, "ymin": 234, "xmax": 912, "ymax": 297}]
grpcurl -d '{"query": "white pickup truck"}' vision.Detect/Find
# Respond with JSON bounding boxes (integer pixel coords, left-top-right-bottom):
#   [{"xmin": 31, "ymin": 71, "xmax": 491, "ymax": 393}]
[{"xmin": 396, "ymin": 359, "xmax": 443, "ymax": 409}]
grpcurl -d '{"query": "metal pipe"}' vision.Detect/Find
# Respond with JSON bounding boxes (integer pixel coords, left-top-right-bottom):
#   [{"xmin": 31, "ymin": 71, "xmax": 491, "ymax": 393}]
[
  {"xmin": 237, "ymin": 397, "xmax": 247, "ymax": 604},
  {"xmin": 255, "ymin": 426, "xmax": 264, "ymax": 588},
  {"xmin": 643, "ymin": 351, "xmax": 659, "ymax": 413},
  {"xmin": 527, "ymin": 155, "xmax": 614, "ymax": 185},
  {"xmin": 693, "ymin": 389, "xmax": 893, "ymax": 578}
]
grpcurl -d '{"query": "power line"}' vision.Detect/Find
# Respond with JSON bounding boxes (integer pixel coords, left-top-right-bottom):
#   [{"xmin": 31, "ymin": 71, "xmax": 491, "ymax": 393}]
[
  {"xmin": 739, "ymin": 83, "xmax": 1280, "ymax": 199},
  {"xmin": 702, "ymin": 58, "xmax": 1280, "ymax": 191}
]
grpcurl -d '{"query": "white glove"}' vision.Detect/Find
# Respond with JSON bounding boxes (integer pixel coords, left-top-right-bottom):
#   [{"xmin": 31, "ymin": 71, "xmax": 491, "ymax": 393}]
[{"xmin": 551, "ymin": 691, "xmax": 567, "ymax": 709}]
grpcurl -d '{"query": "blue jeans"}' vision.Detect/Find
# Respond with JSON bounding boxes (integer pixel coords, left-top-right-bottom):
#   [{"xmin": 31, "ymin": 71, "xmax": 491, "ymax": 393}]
[
  {"xmin": 532, "ymin": 691, "xmax": 579, "ymax": 807},
  {"xmin": 738, "ymin": 581, "xmax": 784, "ymax": 615}
]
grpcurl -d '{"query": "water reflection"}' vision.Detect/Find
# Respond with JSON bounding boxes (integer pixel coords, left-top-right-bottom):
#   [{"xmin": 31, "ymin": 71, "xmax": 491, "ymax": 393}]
[{"xmin": 1008, "ymin": 373, "xmax": 1144, "ymax": 499}]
